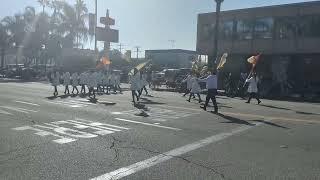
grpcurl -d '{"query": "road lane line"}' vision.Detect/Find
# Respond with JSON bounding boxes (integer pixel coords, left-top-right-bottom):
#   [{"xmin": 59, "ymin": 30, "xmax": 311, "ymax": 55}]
[
  {"xmin": 90, "ymin": 123, "xmax": 260, "ymax": 180},
  {"xmin": 15, "ymin": 101, "xmax": 40, "ymax": 106},
  {"xmin": 114, "ymin": 118, "xmax": 182, "ymax": 131},
  {"xmin": 0, "ymin": 109, "xmax": 12, "ymax": 115},
  {"xmin": 0, "ymin": 106, "xmax": 30, "ymax": 114}
]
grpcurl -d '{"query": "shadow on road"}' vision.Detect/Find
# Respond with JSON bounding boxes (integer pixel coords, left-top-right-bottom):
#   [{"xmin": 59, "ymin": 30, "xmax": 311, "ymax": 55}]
[
  {"xmin": 139, "ymin": 97, "xmax": 166, "ymax": 105},
  {"xmin": 216, "ymin": 113, "xmax": 255, "ymax": 126},
  {"xmin": 295, "ymin": 111, "xmax": 320, "ymax": 116},
  {"xmin": 253, "ymin": 120, "xmax": 289, "ymax": 129},
  {"xmin": 259, "ymin": 104, "xmax": 291, "ymax": 111}
]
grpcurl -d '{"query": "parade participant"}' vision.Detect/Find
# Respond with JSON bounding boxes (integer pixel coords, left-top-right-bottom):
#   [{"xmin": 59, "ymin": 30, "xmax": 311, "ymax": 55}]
[
  {"xmin": 101, "ymin": 72, "xmax": 108, "ymax": 94},
  {"xmin": 51, "ymin": 71, "xmax": 60, "ymax": 97},
  {"xmin": 182, "ymin": 74, "xmax": 192, "ymax": 97},
  {"xmin": 79, "ymin": 72, "xmax": 87, "ymax": 94},
  {"xmin": 71, "ymin": 72, "xmax": 79, "ymax": 95},
  {"xmin": 187, "ymin": 74, "xmax": 202, "ymax": 103},
  {"xmin": 63, "ymin": 72, "xmax": 71, "ymax": 95},
  {"xmin": 110, "ymin": 72, "xmax": 117, "ymax": 93},
  {"xmin": 245, "ymin": 72, "xmax": 261, "ymax": 104},
  {"xmin": 139, "ymin": 71, "xmax": 149, "ymax": 96},
  {"xmin": 88, "ymin": 71, "xmax": 98, "ymax": 99},
  {"xmin": 130, "ymin": 68, "xmax": 141, "ymax": 104},
  {"xmin": 97, "ymin": 71, "xmax": 104, "ymax": 94},
  {"xmin": 115, "ymin": 73, "xmax": 122, "ymax": 93},
  {"xmin": 200, "ymin": 70, "xmax": 218, "ymax": 113}
]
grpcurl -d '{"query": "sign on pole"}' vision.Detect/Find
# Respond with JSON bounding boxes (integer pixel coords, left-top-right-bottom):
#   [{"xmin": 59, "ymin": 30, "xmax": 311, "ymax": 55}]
[
  {"xmin": 89, "ymin": 13, "xmax": 96, "ymax": 35},
  {"xmin": 96, "ymin": 27, "xmax": 119, "ymax": 43}
]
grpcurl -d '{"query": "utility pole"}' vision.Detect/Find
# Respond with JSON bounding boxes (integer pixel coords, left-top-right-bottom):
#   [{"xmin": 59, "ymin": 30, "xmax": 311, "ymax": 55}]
[
  {"xmin": 169, "ymin": 40, "xmax": 176, "ymax": 48},
  {"xmin": 118, "ymin": 43, "xmax": 125, "ymax": 53},
  {"xmin": 134, "ymin": 46, "xmax": 141, "ymax": 60},
  {"xmin": 210, "ymin": 0, "xmax": 224, "ymax": 71},
  {"xmin": 94, "ymin": 0, "xmax": 98, "ymax": 53}
]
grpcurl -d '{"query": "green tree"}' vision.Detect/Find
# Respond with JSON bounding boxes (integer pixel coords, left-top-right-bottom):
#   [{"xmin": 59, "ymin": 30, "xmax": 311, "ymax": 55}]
[{"xmin": 0, "ymin": 23, "xmax": 11, "ymax": 68}]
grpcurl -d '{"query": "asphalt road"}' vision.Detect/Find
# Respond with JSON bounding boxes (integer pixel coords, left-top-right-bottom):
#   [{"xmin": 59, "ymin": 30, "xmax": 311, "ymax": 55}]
[{"xmin": 1, "ymin": 82, "xmax": 320, "ymax": 180}]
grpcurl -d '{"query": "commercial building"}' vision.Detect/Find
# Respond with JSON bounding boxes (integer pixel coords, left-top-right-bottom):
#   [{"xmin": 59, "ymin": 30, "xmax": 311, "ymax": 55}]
[
  {"xmin": 197, "ymin": 1, "xmax": 320, "ymax": 98},
  {"xmin": 145, "ymin": 49, "xmax": 198, "ymax": 70}
]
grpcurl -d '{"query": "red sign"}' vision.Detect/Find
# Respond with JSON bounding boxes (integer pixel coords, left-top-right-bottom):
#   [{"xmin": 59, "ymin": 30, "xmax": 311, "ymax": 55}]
[{"xmin": 100, "ymin": 17, "xmax": 115, "ymax": 26}]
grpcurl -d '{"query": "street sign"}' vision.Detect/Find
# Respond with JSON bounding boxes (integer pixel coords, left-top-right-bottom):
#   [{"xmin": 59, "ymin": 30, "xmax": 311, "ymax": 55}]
[
  {"xmin": 100, "ymin": 17, "xmax": 115, "ymax": 26},
  {"xmin": 96, "ymin": 27, "xmax": 119, "ymax": 43}
]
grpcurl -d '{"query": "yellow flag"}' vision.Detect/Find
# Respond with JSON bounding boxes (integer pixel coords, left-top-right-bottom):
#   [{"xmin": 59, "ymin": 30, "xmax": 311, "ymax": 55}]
[{"xmin": 217, "ymin": 53, "xmax": 228, "ymax": 70}]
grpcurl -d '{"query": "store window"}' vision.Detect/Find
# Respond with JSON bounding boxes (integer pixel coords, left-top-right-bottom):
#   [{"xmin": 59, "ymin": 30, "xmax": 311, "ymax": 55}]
[
  {"xmin": 299, "ymin": 14, "xmax": 320, "ymax": 38},
  {"xmin": 221, "ymin": 21, "xmax": 234, "ymax": 40},
  {"xmin": 254, "ymin": 17, "xmax": 274, "ymax": 39},
  {"xmin": 236, "ymin": 19, "xmax": 253, "ymax": 40},
  {"xmin": 274, "ymin": 17, "xmax": 297, "ymax": 39}
]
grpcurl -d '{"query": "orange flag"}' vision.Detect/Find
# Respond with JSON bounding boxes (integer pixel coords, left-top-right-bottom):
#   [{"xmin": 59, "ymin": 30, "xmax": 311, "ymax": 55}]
[
  {"xmin": 247, "ymin": 54, "xmax": 261, "ymax": 72},
  {"xmin": 102, "ymin": 56, "xmax": 111, "ymax": 65}
]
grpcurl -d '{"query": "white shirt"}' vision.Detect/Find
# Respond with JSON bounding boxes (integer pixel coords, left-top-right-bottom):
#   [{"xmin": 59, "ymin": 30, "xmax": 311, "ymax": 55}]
[
  {"xmin": 71, "ymin": 73, "xmax": 79, "ymax": 86},
  {"xmin": 183, "ymin": 75, "xmax": 192, "ymax": 89},
  {"xmin": 200, "ymin": 75, "xmax": 217, "ymax": 89},
  {"xmin": 246, "ymin": 77, "xmax": 259, "ymax": 93},
  {"xmin": 190, "ymin": 77, "xmax": 201, "ymax": 93}
]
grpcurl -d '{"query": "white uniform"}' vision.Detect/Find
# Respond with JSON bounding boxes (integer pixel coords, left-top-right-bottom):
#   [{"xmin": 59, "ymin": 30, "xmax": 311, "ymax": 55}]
[
  {"xmin": 51, "ymin": 72, "xmax": 60, "ymax": 86},
  {"xmin": 88, "ymin": 72, "xmax": 98, "ymax": 88},
  {"xmin": 141, "ymin": 74, "xmax": 148, "ymax": 87},
  {"xmin": 115, "ymin": 74, "xmax": 121, "ymax": 86},
  {"xmin": 246, "ymin": 77, "xmax": 259, "ymax": 93},
  {"xmin": 183, "ymin": 75, "xmax": 192, "ymax": 89},
  {"xmin": 190, "ymin": 77, "xmax": 201, "ymax": 94},
  {"xmin": 71, "ymin": 73, "xmax": 79, "ymax": 86},
  {"xmin": 63, "ymin": 72, "xmax": 71, "ymax": 86},
  {"xmin": 79, "ymin": 72, "xmax": 86, "ymax": 85},
  {"xmin": 130, "ymin": 72, "xmax": 141, "ymax": 91}
]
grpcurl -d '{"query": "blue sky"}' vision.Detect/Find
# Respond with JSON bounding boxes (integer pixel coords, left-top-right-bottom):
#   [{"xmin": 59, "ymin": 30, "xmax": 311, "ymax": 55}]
[{"xmin": 0, "ymin": 0, "xmax": 316, "ymax": 55}]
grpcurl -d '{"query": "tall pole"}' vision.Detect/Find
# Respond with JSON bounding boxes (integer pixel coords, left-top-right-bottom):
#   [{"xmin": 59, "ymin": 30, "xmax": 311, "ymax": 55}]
[
  {"xmin": 211, "ymin": 0, "xmax": 223, "ymax": 71},
  {"xmin": 94, "ymin": 0, "xmax": 98, "ymax": 53}
]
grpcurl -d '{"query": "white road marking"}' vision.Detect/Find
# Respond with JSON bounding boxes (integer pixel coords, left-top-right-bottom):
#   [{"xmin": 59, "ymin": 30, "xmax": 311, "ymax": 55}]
[
  {"xmin": 90, "ymin": 123, "xmax": 261, "ymax": 180},
  {"xmin": 0, "ymin": 109, "xmax": 12, "ymax": 115},
  {"xmin": 46, "ymin": 99, "xmax": 97, "ymax": 108},
  {"xmin": 0, "ymin": 106, "xmax": 37, "ymax": 114},
  {"xmin": 15, "ymin": 101, "xmax": 40, "ymax": 106},
  {"xmin": 114, "ymin": 118, "xmax": 181, "ymax": 131}
]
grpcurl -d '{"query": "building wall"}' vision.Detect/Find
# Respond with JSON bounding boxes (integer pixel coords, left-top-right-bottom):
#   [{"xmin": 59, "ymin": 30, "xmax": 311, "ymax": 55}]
[
  {"xmin": 145, "ymin": 50, "xmax": 197, "ymax": 69},
  {"xmin": 197, "ymin": 1, "xmax": 320, "ymax": 55}
]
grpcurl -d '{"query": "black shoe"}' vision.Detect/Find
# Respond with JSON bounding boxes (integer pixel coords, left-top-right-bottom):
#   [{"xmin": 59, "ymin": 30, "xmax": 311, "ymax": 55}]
[
  {"xmin": 200, "ymin": 106, "xmax": 206, "ymax": 111},
  {"xmin": 258, "ymin": 100, "xmax": 261, "ymax": 104},
  {"xmin": 187, "ymin": 99, "xmax": 190, "ymax": 102}
]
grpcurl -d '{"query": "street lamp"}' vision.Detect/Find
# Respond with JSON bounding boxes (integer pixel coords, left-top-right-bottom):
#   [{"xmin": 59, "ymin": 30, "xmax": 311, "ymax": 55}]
[{"xmin": 211, "ymin": 0, "xmax": 224, "ymax": 71}]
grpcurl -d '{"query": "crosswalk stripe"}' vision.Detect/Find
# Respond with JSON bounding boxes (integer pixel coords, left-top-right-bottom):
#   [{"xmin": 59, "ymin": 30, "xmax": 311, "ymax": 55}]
[
  {"xmin": 15, "ymin": 101, "xmax": 40, "ymax": 106},
  {"xmin": 74, "ymin": 118, "xmax": 130, "ymax": 130},
  {"xmin": 0, "ymin": 109, "xmax": 12, "ymax": 115},
  {"xmin": 0, "ymin": 106, "xmax": 35, "ymax": 114},
  {"xmin": 114, "ymin": 118, "xmax": 182, "ymax": 131}
]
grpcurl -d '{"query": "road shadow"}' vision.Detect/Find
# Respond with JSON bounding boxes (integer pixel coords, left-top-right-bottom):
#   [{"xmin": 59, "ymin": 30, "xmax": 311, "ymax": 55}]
[
  {"xmin": 259, "ymin": 104, "xmax": 291, "ymax": 111},
  {"xmin": 59, "ymin": 94, "xmax": 70, "ymax": 99},
  {"xmin": 215, "ymin": 112, "xmax": 255, "ymax": 126},
  {"xmin": 253, "ymin": 120, "xmax": 289, "ymax": 129},
  {"xmin": 139, "ymin": 97, "xmax": 166, "ymax": 105},
  {"xmin": 46, "ymin": 96, "xmax": 58, "ymax": 100},
  {"xmin": 295, "ymin": 111, "xmax": 320, "ymax": 116},
  {"xmin": 99, "ymin": 101, "xmax": 116, "ymax": 106},
  {"xmin": 134, "ymin": 103, "xmax": 149, "ymax": 111}
]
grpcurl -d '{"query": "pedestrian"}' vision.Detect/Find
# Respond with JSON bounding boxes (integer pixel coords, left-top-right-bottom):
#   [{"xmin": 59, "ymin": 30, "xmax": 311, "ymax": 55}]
[
  {"xmin": 200, "ymin": 70, "xmax": 218, "ymax": 113},
  {"xmin": 71, "ymin": 72, "xmax": 79, "ymax": 95},
  {"xmin": 187, "ymin": 74, "xmax": 202, "ymax": 103},
  {"xmin": 97, "ymin": 71, "xmax": 104, "ymax": 94},
  {"xmin": 139, "ymin": 71, "xmax": 149, "ymax": 96},
  {"xmin": 130, "ymin": 68, "xmax": 141, "ymax": 104},
  {"xmin": 115, "ymin": 73, "xmax": 122, "ymax": 93},
  {"xmin": 110, "ymin": 72, "xmax": 117, "ymax": 93},
  {"xmin": 182, "ymin": 74, "xmax": 192, "ymax": 97},
  {"xmin": 79, "ymin": 72, "xmax": 87, "ymax": 95},
  {"xmin": 245, "ymin": 72, "xmax": 261, "ymax": 104},
  {"xmin": 88, "ymin": 71, "xmax": 98, "ymax": 99},
  {"xmin": 63, "ymin": 72, "xmax": 71, "ymax": 95},
  {"xmin": 51, "ymin": 71, "xmax": 60, "ymax": 97}
]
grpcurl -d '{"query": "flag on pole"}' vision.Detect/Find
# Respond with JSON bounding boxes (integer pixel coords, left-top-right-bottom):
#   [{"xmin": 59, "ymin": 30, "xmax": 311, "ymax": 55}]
[
  {"xmin": 217, "ymin": 53, "xmax": 228, "ymax": 70},
  {"xmin": 247, "ymin": 54, "xmax": 261, "ymax": 72}
]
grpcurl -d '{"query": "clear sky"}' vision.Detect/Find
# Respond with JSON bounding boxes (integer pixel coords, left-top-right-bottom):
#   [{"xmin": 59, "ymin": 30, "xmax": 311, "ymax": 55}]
[{"xmin": 0, "ymin": 0, "xmax": 316, "ymax": 55}]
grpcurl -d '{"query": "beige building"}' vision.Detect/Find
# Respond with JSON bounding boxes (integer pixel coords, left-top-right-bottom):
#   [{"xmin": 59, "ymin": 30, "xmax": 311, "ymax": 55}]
[{"xmin": 197, "ymin": 1, "xmax": 320, "ymax": 98}]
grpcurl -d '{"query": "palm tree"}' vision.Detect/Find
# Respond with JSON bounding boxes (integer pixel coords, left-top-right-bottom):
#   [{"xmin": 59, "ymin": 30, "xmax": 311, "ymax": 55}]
[
  {"xmin": 0, "ymin": 23, "xmax": 10, "ymax": 68},
  {"xmin": 74, "ymin": 0, "xmax": 88, "ymax": 47},
  {"xmin": 2, "ymin": 14, "xmax": 26, "ymax": 48},
  {"xmin": 38, "ymin": 0, "xmax": 50, "ymax": 14}
]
